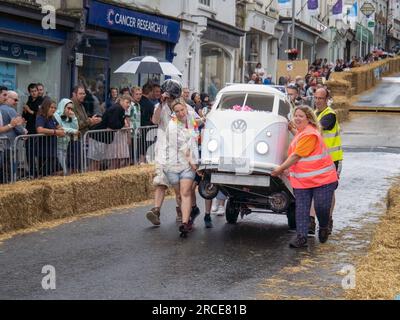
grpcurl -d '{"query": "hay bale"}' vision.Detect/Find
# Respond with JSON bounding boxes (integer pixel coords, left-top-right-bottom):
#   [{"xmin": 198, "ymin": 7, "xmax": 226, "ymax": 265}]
[
  {"xmin": 328, "ymin": 57, "xmax": 400, "ymax": 99},
  {"xmin": 330, "ymin": 96, "xmax": 350, "ymax": 123},
  {"xmin": 346, "ymin": 181, "xmax": 400, "ymax": 300},
  {"xmin": 0, "ymin": 184, "xmax": 46, "ymax": 233},
  {"xmin": 73, "ymin": 173, "xmax": 116, "ymax": 214},
  {"xmin": 72, "ymin": 165, "xmax": 157, "ymax": 214},
  {"xmin": 0, "ymin": 165, "xmax": 160, "ymax": 234},
  {"xmin": 334, "ymin": 108, "xmax": 349, "ymax": 123},
  {"xmin": 40, "ymin": 177, "xmax": 76, "ymax": 220},
  {"xmin": 327, "ymin": 79, "xmax": 352, "ymax": 97}
]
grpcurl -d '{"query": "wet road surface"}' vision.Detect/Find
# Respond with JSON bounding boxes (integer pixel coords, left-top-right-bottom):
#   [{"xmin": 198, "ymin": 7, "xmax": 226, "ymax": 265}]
[
  {"xmin": 353, "ymin": 74, "xmax": 400, "ymax": 110},
  {"xmin": 1, "ymin": 113, "xmax": 400, "ymax": 300}
]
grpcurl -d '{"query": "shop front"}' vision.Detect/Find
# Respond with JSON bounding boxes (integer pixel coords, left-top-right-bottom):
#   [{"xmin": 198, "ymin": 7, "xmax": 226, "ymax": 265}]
[
  {"xmin": 80, "ymin": 0, "xmax": 181, "ymax": 104},
  {"xmin": 200, "ymin": 19, "xmax": 244, "ymax": 101},
  {"xmin": 356, "ymin": 24, "xmax": 373, "ymax": 57},
  {"xmin": 243, "ymin": 10, "xmax": 280, "ymax": 83},
  {"xmin": 0, "ymin": 2, "xmax": 76, "ymax": 110},
  {"xmin": 279, "ymin": 18, "xmax": 329, "ymax": 64},
  {"xmin": 344, "ymin": 29, "xmax": 356, "ymax": 63}
]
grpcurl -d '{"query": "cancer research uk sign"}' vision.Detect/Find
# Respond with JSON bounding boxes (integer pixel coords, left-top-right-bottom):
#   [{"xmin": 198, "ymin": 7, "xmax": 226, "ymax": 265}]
[{"xmin": 88, "ymin": 0, "xmax": 180, "ymax": 43}]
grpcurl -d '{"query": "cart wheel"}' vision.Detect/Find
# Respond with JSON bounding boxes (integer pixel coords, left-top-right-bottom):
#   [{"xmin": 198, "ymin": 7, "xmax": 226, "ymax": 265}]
[
  {"xmin": 269, "ymin": 192, "xmax": 290, "ymax": 213},
  {"xmin": 226, "ymin": 199, "xmax": 239, "ymax": 224},
  {"xmin": 198, "ymin": 178, "xmax": 219, "ymax": 200},
  {"xmin": 286, "ymin": 202, "xmax": 296, "ymax": 229}
]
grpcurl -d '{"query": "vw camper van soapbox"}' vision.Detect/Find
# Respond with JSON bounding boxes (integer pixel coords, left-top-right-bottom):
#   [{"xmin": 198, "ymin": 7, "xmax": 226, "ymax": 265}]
[{"xmin": 198, "ymin": 84, "xmax": 296, "ymax": 228}]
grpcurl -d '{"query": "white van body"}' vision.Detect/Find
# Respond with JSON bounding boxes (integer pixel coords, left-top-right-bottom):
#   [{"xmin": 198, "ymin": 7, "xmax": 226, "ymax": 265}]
[{"xmin": 198, "ymin": 84, "xmax": 296, "ymax": 226}]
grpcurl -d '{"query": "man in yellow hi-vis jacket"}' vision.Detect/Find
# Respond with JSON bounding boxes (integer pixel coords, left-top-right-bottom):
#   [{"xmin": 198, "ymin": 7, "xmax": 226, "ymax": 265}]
[{"xmin": 308, "ymin": 88, "xmax": 343, "ymax": 238}]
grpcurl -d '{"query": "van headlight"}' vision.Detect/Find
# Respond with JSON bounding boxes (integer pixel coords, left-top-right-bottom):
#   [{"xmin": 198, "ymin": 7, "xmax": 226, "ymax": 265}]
[
  {"xmin": 256, "ymin": 142, "xmax": 269, "ymax": 155},
  {"xmin": 208, "ymin": 139, "xmax": 218, "ymax": 152}
]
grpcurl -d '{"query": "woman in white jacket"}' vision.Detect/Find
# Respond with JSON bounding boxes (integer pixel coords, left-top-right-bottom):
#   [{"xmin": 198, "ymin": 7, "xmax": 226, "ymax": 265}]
[{"xmin": 164, "ymin": 98, "xmax": 201, "ymax": 237}]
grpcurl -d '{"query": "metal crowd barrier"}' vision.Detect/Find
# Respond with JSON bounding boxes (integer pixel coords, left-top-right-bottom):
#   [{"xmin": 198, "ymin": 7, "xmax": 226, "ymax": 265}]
[
  {"xmin": 1, "ymin": 125, "xmax": 159, "ymax": 184},
  {"xmin": 0, "ymin": 136, "xmax": 12, "ymax": 184},
  {"xmin": 82, "ymin": 128, "xmax": 135, "ymax": 172},
  {"xmin": 133, "ymin": 125, "xmax": 158, "ymax": 164},
  {"xmin": 13, "ymin": 134, "xmax": 65, "ymax": 182}
]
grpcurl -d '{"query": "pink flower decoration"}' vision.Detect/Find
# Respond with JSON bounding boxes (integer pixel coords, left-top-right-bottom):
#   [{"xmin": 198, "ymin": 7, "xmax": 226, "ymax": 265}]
[
  {"xmin": 231, "ymin": 105, "xmax": 253, "ymax": 111},
  {"xmin": 242, "ymin": 105, "xmax": 253, "ymax": 112}
]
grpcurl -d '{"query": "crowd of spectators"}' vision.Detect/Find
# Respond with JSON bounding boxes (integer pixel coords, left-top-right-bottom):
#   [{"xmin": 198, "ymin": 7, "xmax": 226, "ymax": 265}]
[
  {"xmin": 1, "ymin": 49, "xmax": 398, "ymax": 184},
  {"xmin": 0, "ymin": 81, "xmax": 169, "ymax": 183},
  {"xmin": 248, "ymin": 49, "xmax": 397, "ymax": 85},
  {"xmin": 0, "ymin": 79, "xmax": 215, "ymax": 184}
]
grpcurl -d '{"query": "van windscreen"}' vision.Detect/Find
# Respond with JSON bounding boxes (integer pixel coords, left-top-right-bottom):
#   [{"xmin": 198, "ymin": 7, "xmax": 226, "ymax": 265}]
[{"xmin": 217, "ymin": 93, "xmax": 275, "ymax": 112}]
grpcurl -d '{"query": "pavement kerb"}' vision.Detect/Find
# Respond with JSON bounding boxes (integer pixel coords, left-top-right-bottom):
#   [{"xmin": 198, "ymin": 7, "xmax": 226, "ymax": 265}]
[{"xmin": 0, "ymin": 164, "xmax": 172, "ymax": 235}]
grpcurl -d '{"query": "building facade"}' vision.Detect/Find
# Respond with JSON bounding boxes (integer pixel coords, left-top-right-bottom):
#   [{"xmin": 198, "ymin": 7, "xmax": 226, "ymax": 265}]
[
  {"xmin": 79, "ymin": 0, "xmax": 244, "ymax": 100},
  {"xmin": 236, "ymin": 0, "xmax": 281, "ymax": 83},
  {"xmin": 278, "ymin": 0, "xmax": 330, "ymax": 64},
  {"xmin": 77, "ymin": 0, "xmax": 181, "ymax": 105},
  {"xmin": 372, "ymin": 0, "xmax": 389, "ymax": 49},
  {"xmin": 388, "ymin": 0, "xmax": 400, "ymax": 49},
  {"xmin": 173, "ymin": 0, "xmax": 244, "ymax": 97},
  {"xmin": 0, "ymin": 0, "xmax": 80, "ymax": 109}
]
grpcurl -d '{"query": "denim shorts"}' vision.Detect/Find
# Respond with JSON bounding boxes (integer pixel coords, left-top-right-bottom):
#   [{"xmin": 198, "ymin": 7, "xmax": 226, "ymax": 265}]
[{"xmin": 165, "ymin": 167, "xmax": 196, "ymax": 185}]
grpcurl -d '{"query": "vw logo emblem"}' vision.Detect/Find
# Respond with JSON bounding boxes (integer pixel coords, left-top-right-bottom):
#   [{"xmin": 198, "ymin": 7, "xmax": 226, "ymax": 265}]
[{"xmin": 231, "ymin": 119, "xmax": 247, "ymax": 133}]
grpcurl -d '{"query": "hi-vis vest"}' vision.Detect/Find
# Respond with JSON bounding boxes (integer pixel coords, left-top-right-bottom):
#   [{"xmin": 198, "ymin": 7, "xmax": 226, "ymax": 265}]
[
  {"xmin": 316, "ymin": 106, "xmax": 343, "ymax": 162},
  {"xmin": 288, "ymin": 125, "xmax": 338, "ymax": 189}
]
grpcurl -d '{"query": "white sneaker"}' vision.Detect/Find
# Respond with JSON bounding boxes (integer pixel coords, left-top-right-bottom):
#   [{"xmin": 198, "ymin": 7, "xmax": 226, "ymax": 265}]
[
  {"xmin": 211, "ymin": 199, "xmax": 218, "ymax": 212},
  {"xmin": 216, "ymin": 205, "xmax": 225, "ymax": 216}
]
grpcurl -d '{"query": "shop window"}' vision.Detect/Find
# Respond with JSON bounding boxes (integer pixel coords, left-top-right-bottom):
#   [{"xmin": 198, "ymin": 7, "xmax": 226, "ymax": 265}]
[
  {"xmin": 200, "ymin": 44, "xmax": 231, "ymax": 102},
  {"xmin": 77, "ymin": 37, "xmax": 109, "ymax": 106},
  {"xmin": 199, "ymin": 0, "xmax": 211, "ymax": 7},
  {"xmin": 78, "ymin": 37, "xmax": 108, "ymax": 57},
  {"xmin": 78, "ymin": 57, "xmax": 108, "ymax": 105},
  {"xmin": 109, "ymin": 35, "xmax": 140, "ymax": 91},
  {"xmin": 3, "ymin": 46, "xmax": 62, "ymax": 113},
  {"xmin": 0, "ymin": 62, "xmax": 16, "ymax": 90},
  {"xmin": 302, "ymin": 43, "xmax": 312, "ymax": 62},
  {"xmin": 245, "ymin": 33, "xmax": 260, "ymax": 80},
  {"xmin": 140, "ymin": 39, "xmax": 166, "ymax": 86}
]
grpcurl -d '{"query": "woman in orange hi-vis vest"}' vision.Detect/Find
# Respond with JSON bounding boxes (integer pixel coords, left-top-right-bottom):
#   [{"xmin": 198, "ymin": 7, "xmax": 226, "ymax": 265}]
[{"xmin": 271, "ymin": 105, "xmax": 338, "ymax": 248}]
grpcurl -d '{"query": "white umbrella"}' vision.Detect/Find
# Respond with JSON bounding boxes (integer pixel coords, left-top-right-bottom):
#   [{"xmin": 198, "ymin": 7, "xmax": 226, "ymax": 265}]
[{"xmin": 114, "ymin": 55, "xmax": 182, "ymax": 76}]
